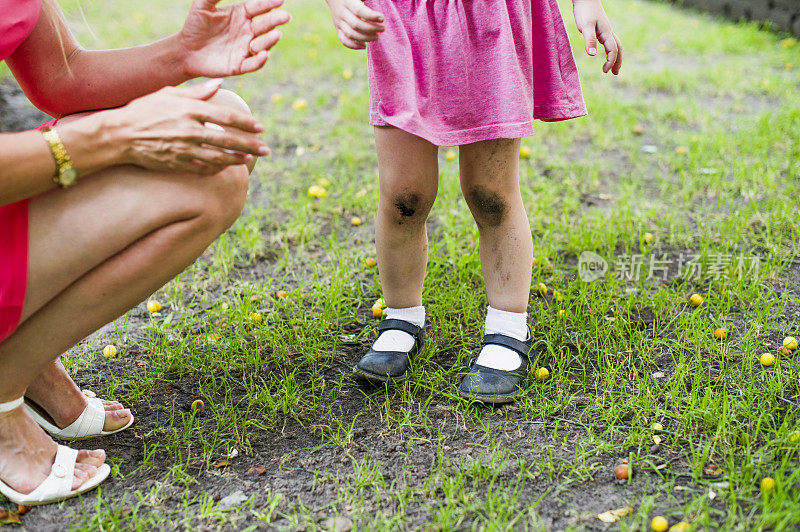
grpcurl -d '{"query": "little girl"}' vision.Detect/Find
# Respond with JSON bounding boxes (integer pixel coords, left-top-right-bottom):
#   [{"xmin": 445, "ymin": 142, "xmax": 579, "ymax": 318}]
[{"xmin": 325, "ymin": 0, "xmax": 622, "ymax": 402}]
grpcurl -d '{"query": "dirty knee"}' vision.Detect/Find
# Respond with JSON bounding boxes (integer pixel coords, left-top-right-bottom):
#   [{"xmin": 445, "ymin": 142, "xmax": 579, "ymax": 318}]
[
  {"xmin": 384, "ymin": 192, "xmax": 434, "ymax": 225},
  {"xmin": 463, "ymin": 185, "xmax": 508, "ymax": 227}
]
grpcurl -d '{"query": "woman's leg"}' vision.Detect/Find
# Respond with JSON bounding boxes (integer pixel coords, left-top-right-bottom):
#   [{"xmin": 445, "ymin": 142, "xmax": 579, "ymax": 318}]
[
  {"xmin": 23, "ymin": 90, "xmax": 256, "ymax": 432},
  {"xmin": 459, "ymin": 138, "xmax": 533, "ymax": 371},
  {"xmin": 0, "ymin": 90, "xmax": 254, "ymax": 493},
  {"xmin": 373, "ymin": 126, "xmax": 439, "ymax": 308}
]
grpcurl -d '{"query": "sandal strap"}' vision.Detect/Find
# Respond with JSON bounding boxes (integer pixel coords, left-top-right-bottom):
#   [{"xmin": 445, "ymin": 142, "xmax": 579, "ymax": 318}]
[
  {"xmin": 25, "ymin": 445, "xmax": 77, "ymax": 503},
  {"xmin": 58, "ymin": 399, "xmax": 106, "ymax": 438},
  {"xmin": 0, "ymin": 397, "xmax": 24, "ymax": 413},
  {"xmin": 378, "ymin": 319, "xmax": 423, "ymax": 339},
  {"xmin": 482, "ymin": 333, "xmax": 532, "ymax": 360}
]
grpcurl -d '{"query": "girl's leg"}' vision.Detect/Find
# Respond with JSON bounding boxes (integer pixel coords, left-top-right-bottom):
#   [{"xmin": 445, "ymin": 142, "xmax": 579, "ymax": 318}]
[
  {"xmin": 0, "ymin": 91, "xmax": 254, "ymax": 494},
  {"xmin": 459, "ymin": 138, "xmax": 533, "ymax": 370},
  {"xmin": 373, "ymin": 126, "xmax": 439, "ymax": 309},
  {"xmin": 23, "ymin": 90, "xmax": 255, "ymax": 432}
]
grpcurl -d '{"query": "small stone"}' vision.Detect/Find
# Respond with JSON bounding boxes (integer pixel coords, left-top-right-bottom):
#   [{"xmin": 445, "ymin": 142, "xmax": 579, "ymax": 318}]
[
  {"xmin": 218, "ymin": 491, "xmax": 248, "ymax": 510},
  {"xmin": 321, "ymin": 516, "xmax": 353, "ymax": 532}
]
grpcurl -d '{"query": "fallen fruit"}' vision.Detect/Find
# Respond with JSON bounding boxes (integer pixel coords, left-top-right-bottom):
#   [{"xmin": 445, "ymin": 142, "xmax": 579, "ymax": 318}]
[
  {"xmin": 783, "ymin": 336, "xmax": 798, "ymax": 351},
  {"xmin": 779, "ymin": 346, "xmax": 792, "ymax": 355},
  {"xmin": 307, "ymin": 185, "xmax": 327, "ymax": 199},
  {"xmin": 249, "ymin": 295, "xmax": 259, "ymax": 302},
  {"xmin": 713, "ymin": 328, "xmax": 728, "ymax": 340},
  {"xmin": 788, "ymin": 431, "xmax": 800, "ymax": 443},
  {"xmin": 271, "ymin": 93, "xmax": 283, "ymax": 103},
  {"xmin": 669, "ymin": 522, "xmax": 690, "ymax": 532},
  {"xmin": 317, "ymin": 177, "xmax": 331, "ymax": 187},
  {"xmin": 276, "ymin": 290, "xmax": 287, "ymax": 299},
  {"xmin": 372, "ymin": 306, "xmax": 384, "ymax": 319},
  {"xmin": 689, "ymin": 294, "xmax": 703, "ymax": 307},
  {"xmin": 364, "ymin": 258, "xmax": 377, "ymax": 267},
  {"xmin": 633, "ymin": 124, "xmax": 644, "ymax": 135},
  {"xmin": 250, "ymin": 312, "xmax": 263, "ymax": 323},
  {"xmin": 351, "ymin": 216, "xmax": 362, "ymax": 226},
  {"xmin": 519, "ymin": 146, "xmax": 531, "ymax": 158},
  {"xmin": 445, "ymin": 150, "xmax": 456, "ymax": 161},
  {"xmin": 643, "ymin": 232, "xmax": 654, "ymax": 244},
  {"xmin": 760, "ymin": 353, "xmax": 775, "ymax": 367},
  {"xmin": 206, "ymin": 333, "xmax": 221, "ymax": 342},
  {"xmin": 146, "ymin": 300, "xmax": 162, "ymax": 313},
  {"xmin": 614, "ymin": 464, "xmax": 630, "ymax": 480},
  {"xmin": 675, "ymin": 146, "xmax": 687, "ymax": 155},
  {"xmin": 191, "ymin": 399, "xmax": 204, "ymax": 413},
  {"xmin": 553, "ymin": 290, "xmax": 564, "ymax": 303},
  {"xmin": 102, "ymin": 345, "xmax": 117, "ymax": 359},
  {"xmin": 342, "ymin": 68, "xmax": 353, "ymax": 79},
  {"xmin": 651, "ymin": 516, "xmax": 669, "ymax": 532},
  {"xmin": 535, "ymin": 367, "xmax": 550, "ymax": 381},
  {"xmin": 760, "ymin": 477, "xmax": 776, "ymax": 493},
  {"xmin": 536, "ymin": 282, "xmax": 548, "ymax": 297},
  {"xmin": 292, "ymin": 98, "xmax": 307, "ymax": 110},
  {"xmin": 652, "ymin": 422, "xmax": 663, "ymax": 432}
]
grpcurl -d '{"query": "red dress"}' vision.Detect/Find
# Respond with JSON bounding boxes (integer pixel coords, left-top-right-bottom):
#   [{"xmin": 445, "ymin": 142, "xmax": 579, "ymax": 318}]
[{"xmin": 0, "ymin": 0, "xmax": 42, "ymax": 343}]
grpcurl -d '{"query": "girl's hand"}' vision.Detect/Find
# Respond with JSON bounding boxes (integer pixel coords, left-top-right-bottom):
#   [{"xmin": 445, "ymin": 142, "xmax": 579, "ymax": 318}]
[
  {"xmin": 111, "ymin": 81, "xmax": 270, "ymax": 175},
  {"xmin": 179, "ymin": 0, "xmax": 291, "ymax": 78},
  {"xmin": 573, "ymin": 0, "xmax": 622, "ymax": 75},
  {"xmin": 326, "ymin": 0, "xmax": 385, "ymax": 50}
]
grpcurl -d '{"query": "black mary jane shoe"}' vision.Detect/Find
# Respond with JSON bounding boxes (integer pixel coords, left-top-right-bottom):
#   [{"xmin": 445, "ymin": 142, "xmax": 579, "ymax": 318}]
[
  {"xmin": 457, "ymin": 330, "xmax": 534, "ymax": 404},
  {"xmin": 352, "ymin": 319, "xmax": 425, "ymax": 383}
]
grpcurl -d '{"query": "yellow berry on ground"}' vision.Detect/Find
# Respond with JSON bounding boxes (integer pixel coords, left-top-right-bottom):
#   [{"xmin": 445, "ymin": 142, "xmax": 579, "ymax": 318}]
[
  {"xmin": 614, "ymin": 464, "xmax": 630, "ymax": 480},
  {"xmin": 535, "ymin": 367, "xmax": 550, "ymax": 382},
  {"xmin": 372, "ymin": 306, "xmax": 384, "ymax": 319},
  {"xmin": 271, "ymin": 93, "xmax": 283, "ymax": 103},
  {"xmin": 249, "ymin": 295, "xmax": 259, "ymax": 302},
  {"xmin": 146, "ymin": 300, "xmax": 162, "ymax": 313},
  {"xmin": 643, "ymin": 232, "xmax": 654, "ymax": 244},
  {"xmin": 714, "ymin": 328, "xmax": 728, "ymax": 340},
  {"xmin": 760, "ymin": 477, "xmax": 776, "ymax": 493},
  {"xmin": 191, "ymin": 399, "xmax": 204, "ymax": 413},
  {"xmin": 519, "ymin": 146, "xmax": 531, "ymax": 158},
  {"xmin": 553, "ymin": 290, "xmax": 564, "ymax": 303},
  {"xmin": 651, "ymin": 516, "xmax": 669, "ymax": 532},
  {"xmin": 206, "ymin": 333, "xmax": 221, "ymax": 342},
  {"xmin": 445, "ymin": 150, "xmax": 456, "ymax": 161},
  {"xmin": 689, "ymin": 294, "xmax": 703, "ymax": 307},
  {"xmin": 633, "ymin": 124, "xmax": 644, "ymax": 135},
  {"xmin": 675, "ymin": 146, "xmax": 687, "ymax": 155},
  {"xmin": 652, "ymin": 422, "xmax": 663, "ymax": 432},
  {"xmin": 292, "ymin": 98, "xmax": 307, "ymax": 110},
  {"xmin": 342, "ymin": 68, "xmax": 353, "ymax": 79},
  {"xmin": 381, "ymin": 308, "xmax": 388, "ymax": 318},
  {"xmin": 276, "ymin": 290, "xmax": 287, "ymax": 299},
  {"xmin": 536, "ymin": 282, "xmax": 548, "ymax": 297},
  {"xmin": 364, "ymin": 258, "xmax": 377, "ymax": 268},
  {"xmin": 250, "ymin": 312, "xmax": 263, "ymax": 323},
  {"xmin": 351, "ymin": 216, "xmax": 362, "ymax": 226},
  {"xmin": 669, "ymin": 522, "xmax": 690, "ymax": 532},
  {"xmin": 317, "ymin": 177, "xmax": 332, "ymax": 187},
  {"xmin": 307, "ymin": 185, "xmax": 327, "ymax": 199},
  {"xmin": 102, "ymin": 345, "xmax": 117, "ymax": 359},
  {"xmin": 788, "ymin": 431, "xmax": 800, "ymax": 444},
  {"xmin": 760, "ymin": 353, "xmax": 775, "ymax": 367},
  {"xmin": 783, "ymin": 337, "xmax": 798, "ymax": 351}
]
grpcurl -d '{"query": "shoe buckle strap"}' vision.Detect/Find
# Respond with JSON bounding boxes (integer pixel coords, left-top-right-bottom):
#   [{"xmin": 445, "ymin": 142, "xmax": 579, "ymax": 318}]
[
  {"xmin": 0, "ymin": 397, "xmax": 24, "ymax": 413},
  {"xmin": 377, "ymin": 318, "xmax": 422, "ymax": 339},
  {"xmin": 481, "ymin": 334, "xmax": 532, "ymax": 359}
]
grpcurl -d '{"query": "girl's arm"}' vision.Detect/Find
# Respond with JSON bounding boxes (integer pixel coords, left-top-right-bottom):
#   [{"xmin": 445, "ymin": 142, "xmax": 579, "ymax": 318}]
[
  {"xmin": 325, "ymin": 0, "xmax": 384, "ymax": 50},
  {"xmin": 7, "ymin": 0, "xmax": 291, "ymax": 117},
  {"xmin": 573, "ymin": 0, "xmax": 622, "ymax": 75},
  {"xmin": 0, "ymin": 81, "xmax": 267, "ymax": 206}
]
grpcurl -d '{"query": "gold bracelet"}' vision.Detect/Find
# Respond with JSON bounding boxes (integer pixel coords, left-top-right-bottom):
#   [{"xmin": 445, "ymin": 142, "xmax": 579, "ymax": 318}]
[{"xmin": 41, "ymin": 126, "xmax": 79, "ymax": 188}]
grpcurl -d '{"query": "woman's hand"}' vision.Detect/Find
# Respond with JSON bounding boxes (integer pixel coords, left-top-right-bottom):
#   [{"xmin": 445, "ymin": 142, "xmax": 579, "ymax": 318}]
[
  {"xmin": 573, "ymin": 0, "xmax": 622, "ymax": 75},
  {"xmin": 110, "ymin": 80, "xmax": 269, "ymax": 175},
  {"xmin": 179, "ymin": 0, "xmax": 291, "ymax": 78},
  {"xmin": 326, "ymin": 0, "xmax": 385, "ymax": 50}
]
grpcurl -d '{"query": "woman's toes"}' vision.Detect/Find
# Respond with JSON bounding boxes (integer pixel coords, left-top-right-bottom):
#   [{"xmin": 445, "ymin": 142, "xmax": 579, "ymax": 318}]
[
  {"xmin": 101, "ymin": 400, "xmax": 124, "ymax": 411},
  {"xmin": 71, "ymin": 464, "xmax": 97, "ymax": 490},
  {"xmin": 77, "ymin": 448, "xmax": 106, "ymax": 467},
  {"xmin": 103, "ymin": 408, "xmax": 132, "ymax": 431}
]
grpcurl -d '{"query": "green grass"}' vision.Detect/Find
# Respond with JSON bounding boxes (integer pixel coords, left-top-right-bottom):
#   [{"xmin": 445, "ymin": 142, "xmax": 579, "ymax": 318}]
[{"xmin": 6, "ymin": 0, "xmax": 800, "ymax": 529}]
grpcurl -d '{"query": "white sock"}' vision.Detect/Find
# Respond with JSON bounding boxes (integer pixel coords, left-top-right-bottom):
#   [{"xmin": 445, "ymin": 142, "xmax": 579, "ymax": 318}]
[
  {"xmin": 372, "ymin": 306, "xmax": 425, "ymax": 352},
  {"xmin": 475, "ymin": 306, "xmax": 529, "ymax": 371}
]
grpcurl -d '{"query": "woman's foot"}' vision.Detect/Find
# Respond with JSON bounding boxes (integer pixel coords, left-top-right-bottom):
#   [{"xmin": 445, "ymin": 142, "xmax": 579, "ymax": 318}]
[
  {"xmin": 0, "ymin": 404, "xmax": 105, "ymax": 494},
  {"xmin": 25, "ymin": 360, "xmax": 132, "ymax": 432}
]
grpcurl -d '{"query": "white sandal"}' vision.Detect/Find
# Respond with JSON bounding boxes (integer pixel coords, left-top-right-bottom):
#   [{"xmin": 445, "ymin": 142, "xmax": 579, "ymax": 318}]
[
  {"xmin": 24, "ymin": 390, "xmax": 134, "ymax": 441},
  {"xmin": 0, "ymin": 397, "xmax": 111, "ymax": 506}
]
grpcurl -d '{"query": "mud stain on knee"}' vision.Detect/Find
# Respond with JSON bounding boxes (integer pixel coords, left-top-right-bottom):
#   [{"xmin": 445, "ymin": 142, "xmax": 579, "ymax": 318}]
[
  {"xmin": 467, "ymin": 185, "xmax": 507, "ymax": 227},
  {"xmin": 394, "ymin": 193, "xmax": 420, "ymax": 218}
]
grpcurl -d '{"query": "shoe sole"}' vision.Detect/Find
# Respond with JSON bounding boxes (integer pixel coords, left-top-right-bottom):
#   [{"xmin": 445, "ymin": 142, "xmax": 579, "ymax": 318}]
[
  {"xmin": 352, "ymin": 365, "xmax": 409, "ymax": 383},
  {"xmin": 457, "ymin": 388, "xmax": 521, "ymax": 404}
]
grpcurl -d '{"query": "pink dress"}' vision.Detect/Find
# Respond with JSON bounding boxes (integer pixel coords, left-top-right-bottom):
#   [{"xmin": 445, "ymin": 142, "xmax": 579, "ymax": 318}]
[
  {"xmin": 366, "ymin": 0, "xmax": 587, "ymax": 146},
  {"xmin": 0, "ymin": 0, "xmax": 42, "ymax": 344}
]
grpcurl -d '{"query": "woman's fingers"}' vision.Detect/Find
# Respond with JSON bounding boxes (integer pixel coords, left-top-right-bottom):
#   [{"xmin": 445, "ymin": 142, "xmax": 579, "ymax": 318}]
[
  {"xmin": 240, "ymin": 50, "xmax": 270, "ymax": 73},
  {"xmin": 186, "ymin": 146, "xmax": 254, "ymax": 167},
  {"xmin": 190, "ymin": 100, "xmax": 264, "ymax": 133},
  {"xmin": 250, "ymin": 30, "xmax": 282, "ymax": 54},
  {"xmin": 250, "ymin": 9, "xmax": 291, "ymax": 35},
  {"xmin": 200, "ymin": 126, "xmax": 269, "ymax": 156},
  {"xmin": 243, "ymin": 0, "xmax": 285, "ymax": 18}
]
